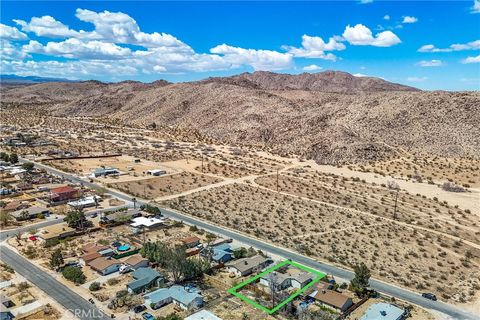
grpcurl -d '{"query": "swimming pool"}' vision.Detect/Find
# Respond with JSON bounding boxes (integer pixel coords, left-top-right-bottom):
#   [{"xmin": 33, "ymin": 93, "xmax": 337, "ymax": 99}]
[{"xmin": 117, "ymin": 244, "xmax": 131, "ymax": 251}]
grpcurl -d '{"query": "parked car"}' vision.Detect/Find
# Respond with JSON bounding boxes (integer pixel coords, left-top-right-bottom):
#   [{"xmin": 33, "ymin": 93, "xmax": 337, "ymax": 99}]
[
  {"xmin": 422, "ymin": 293, "xmax": 437, "ymax": 301},
  {"xmin": 142, "ymin": 312, "xmax": 155, "ymax": 320},
  {"xmin": 132, "ymin": 305, "xmax": 146, "ymax": 313},
  {"xmin": 119, "ymin": 265, "xmax": 132, "ymax": 274},
  {"xmin": 90, "ymin": 213, "xmax": 98, "ymax": 218}
]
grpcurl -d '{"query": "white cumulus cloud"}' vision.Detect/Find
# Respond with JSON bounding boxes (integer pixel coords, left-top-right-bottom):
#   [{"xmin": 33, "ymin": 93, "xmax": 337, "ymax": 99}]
[
  {"xmin": 461, "ymin": 55, "xmax": 480, "ymax": 64},
  {"xmin": 473, "ymin": 0, "xmax": 480, "ymax": 13},
  {"xmin": 23, "ymin": 39, "xmax": 133, "ymax": 60},
  {"xmin": 210, "ymin": 44, "xmax": 293, "ymax": 71},
  {"xmin": 402, "ymin": 16, "xmax": 418, "ymax": 24},
  {"xmin": 418, "ymin": 40, "xmax": 480, "ymax": 52},
  {"xmin": 0, "ymin": 23, "xmax": 28, "ymax": 40},
  {"xmin": 383, "ymin": 15, "xmax": 390, "ymax": 20},
  {"xmin": 342, "ymin": 24, "xmax": 401, "ymax": 47},
  {"xmin": 14, "ymin": 16, "xmax": 80, "ymax": 38},
  {"xmin": 303, "ymin": 64, "xmax": 323, "ymax": 71},
  {"xmin": 416, "ymin": 60, "xmax": 444, "ymax": 67},
  {"xmin": 283, "ymin": 34, "xmax": 345, "ymax": 60}
]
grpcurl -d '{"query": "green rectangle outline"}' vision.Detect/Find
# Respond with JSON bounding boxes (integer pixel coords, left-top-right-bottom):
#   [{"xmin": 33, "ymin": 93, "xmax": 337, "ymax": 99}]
[{"xmin": 227, "ymin": 260, "xmax": 325, "ymax": 314}]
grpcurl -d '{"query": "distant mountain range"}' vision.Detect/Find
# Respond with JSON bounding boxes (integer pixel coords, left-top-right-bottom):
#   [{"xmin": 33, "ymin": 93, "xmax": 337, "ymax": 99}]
[
  {"xmin": 0, "ymin": 74, "xmax": 76, "ymax": 85},
  {"xmin": 2, "ymin": 70, "xmax": 478, "ymax": 164}
]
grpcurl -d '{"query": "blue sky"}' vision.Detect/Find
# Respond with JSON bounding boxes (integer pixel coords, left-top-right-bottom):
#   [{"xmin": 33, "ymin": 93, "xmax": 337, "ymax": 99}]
[{"xmin": 1, "ymin": 1, "xmax": 479, "ymax": 90}]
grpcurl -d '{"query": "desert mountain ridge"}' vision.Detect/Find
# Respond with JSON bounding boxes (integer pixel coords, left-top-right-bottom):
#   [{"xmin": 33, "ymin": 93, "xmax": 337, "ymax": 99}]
[
  {"xmin": 1, "ymin": 70, "xmax": 419, "ymax": 93},
  {"xmin": 1, "ymin": 70, "xmax": 479, "ymax": 164}
]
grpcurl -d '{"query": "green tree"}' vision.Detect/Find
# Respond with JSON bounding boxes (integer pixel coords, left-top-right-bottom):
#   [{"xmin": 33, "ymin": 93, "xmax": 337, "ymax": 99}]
[
  {"xmin": 0, "ymin": 152, "xmax": 8, "ymax": 162},
  {"xmin": 233, "ymin": 247, "xmax": 248, "ymax": 259},
  {"xmin": 89, "ymin": 282, "xmax": 101, "ymax": 291},
  {"xmin": 64, "ymin": 210, "xmax": 90, "ymax": 230},
  {"xmin": 0, "ymin": 212, "xmax": 13, "ymax": 227},
  {"xmin": 62, "ymin": 266, "xmax": 86, "ymax": 284},
  {"xmin": 157, "ymin": 314, "xmax": 181, "ymax": 320},
  {"xmin": 8, "ymin": 153, "xmax": 18, "ymax": 164},
  {"xmin": 350, "ymin": 262, "xmax": 371, "ymax": 295},
  {"xmin": 21, "ymin": 162, "xmax": 35, "ymax": 172},
  {"xmin": 49, "ymin": 249, "xmax": 64, "ymax": 269}
]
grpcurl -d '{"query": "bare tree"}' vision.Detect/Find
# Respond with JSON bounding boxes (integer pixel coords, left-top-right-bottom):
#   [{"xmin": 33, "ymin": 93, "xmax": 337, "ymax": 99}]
[{"xmin": 268, "ymin": 272, "xmax": 281, "ymax": 308}]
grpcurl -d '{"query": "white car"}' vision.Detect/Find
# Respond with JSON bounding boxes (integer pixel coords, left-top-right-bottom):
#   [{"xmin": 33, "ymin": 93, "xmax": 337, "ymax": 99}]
[{"xmin": 119, "ymin": 265, "xmax": 132, "ymax": 274}]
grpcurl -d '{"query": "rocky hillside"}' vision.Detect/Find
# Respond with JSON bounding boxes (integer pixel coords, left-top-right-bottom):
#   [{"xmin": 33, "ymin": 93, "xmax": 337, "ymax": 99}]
[
  {"xmin": 2, "ymin": 71, "xmax": 479, "ymax": 164},
  {"xmin": 201, "ymin": 70, "xmax": 419, "ymax": 93}
]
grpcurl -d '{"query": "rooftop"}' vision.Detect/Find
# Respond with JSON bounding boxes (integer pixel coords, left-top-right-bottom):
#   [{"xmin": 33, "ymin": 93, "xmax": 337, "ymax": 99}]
[
  {"xmin": 182, "ymin": 236, "xmax": 201, "ymax": 245},
  {"xmin": 185, "ymin": 310, "xmax": 222, "ymax": 320},
  {"xmin": 145, "ymin": 285, "xmax": 202, "ymax": 306},
  {"xmin": 51, "ymin": 185, "xmax": 77, "ymax": 194},
  {"xmin": 226, "ymin": 255, "xmax": 270, "ymax": 273},
  {"xmin": 88, "ymin": 257, "xmax": 120, "ymax": 271},
  {"xmin": 128, "ymin": 267, "xmax": 162, "ymax": 291},
  {"xmin": 359, "ymin": 302, "xmax": 405, "ymax": 320},
  {"xmin": 310, "ymin": 289, "xmax": 351, "ymax": 309},
  {"xmin": 124, "ymin": 254, "xmax": 148, "ymax": 266},
  {"xmin": 131, "ymin": 216, "xmax": 165, "ymax": 228}
]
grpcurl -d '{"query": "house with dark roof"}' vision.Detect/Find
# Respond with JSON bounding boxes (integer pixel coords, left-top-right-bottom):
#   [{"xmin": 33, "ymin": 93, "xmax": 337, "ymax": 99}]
[
  {"xmin": 126, "ymin": 267, "xmax": 163, "ymax": 294},
  {"xmin": 10, "ymin": 206, "xmax": 50, "ymax": 221},
  {"xmin": 225, "ymin": 255, "xmax": 272, "ymax": 277}
]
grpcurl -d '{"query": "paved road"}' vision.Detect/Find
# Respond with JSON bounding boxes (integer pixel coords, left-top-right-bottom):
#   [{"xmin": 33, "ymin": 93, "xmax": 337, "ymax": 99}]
[
  {"xmin": 19, "ymin": 159, "xmax": 478, "ymax": 320},
  {"xmin": 1, "ymin": 246, "xmax": 109, "ymax": 319},
  {"xmin": 0, "ymin": 206, "xmax": 128, "ymax": 242}
]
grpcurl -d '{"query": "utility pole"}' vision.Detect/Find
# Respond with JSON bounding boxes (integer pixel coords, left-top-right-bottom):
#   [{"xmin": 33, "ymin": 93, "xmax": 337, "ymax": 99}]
[
  {"xmin": 276, "ymin": 168, "xmax": 279, "ymax": 193},
  {"xmin": 393, "ymin": 189, "xmax": 399, "ymax": 220}
]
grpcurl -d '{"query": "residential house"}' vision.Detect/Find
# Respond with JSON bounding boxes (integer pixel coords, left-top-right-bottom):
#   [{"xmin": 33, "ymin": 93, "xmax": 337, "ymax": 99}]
[
  {"xmin": 126, "ymin": 267, "xmax": 162, "ymax": 294},
  {"xmin": 79, "ymin": 251, "xmax": 102, "ymax": 266},
  {"xmin": 144, "ymin": 285, "xmax": 204, "ymax": 310},
  {"xmin": 260, "ymin": 268, "xmax": 315, "ymax": 290},
  {"xmin": 10, "ymin": 206, "xmax": 50, "ymax": 221},
  {"xmin": 359, "ymin": 302, "xmax": 406, "ymax": 320},
  {"xmin": 202, "ymin": 243, "xmax": 233, "ymax": 263},
  {"xmin": 130, "ymin": 216, "xmax": 164, "ymax": 230},
  {"xmin": 101, "ymin": 209, "xmax": 142, "ymax": 226},
  {"xmin": 226, "ymin": 255, "xmax": 272, "ymax": 277},
  {"xmin": 146, "ymin": 169, "xmax": 166, "ymax": 176},
  {"xmin": 1, "ymin": 201, "xmax": 27, "ymax": 212},
  {"xmin": 67, "ymin": 196, "xmax": 101, "ymax": 209},
  {"xmin": 309, "ymin": 289, "xmax": 353, "ymax": 312},
  {"xmin": 88, "ymin": 257, "xmax": 121, "ymax": 275},
  {"xmin": 38, "ymin": 223, "xmax": 75, "ymax": 241},
  {"xmin": 185, "ymin": 310, "xmax": 222, "ymax": 320},
  {"xmin": 182, "ymin": 236, "xmax": 201, "ymax": 248},
  {"xmin": 90, "ymin": 167, "xmax": 120, "ymax": 178},
  {"xmin": 50, "ymin": 186, "xmax": 80, "ymax": 203},
  {"xmin": 123, "ymin": 254, "xmax": 149, "ymax": 270},
  {"xmin": 81, "ymin": 243, "xmax": 110, "ymax": 254}
]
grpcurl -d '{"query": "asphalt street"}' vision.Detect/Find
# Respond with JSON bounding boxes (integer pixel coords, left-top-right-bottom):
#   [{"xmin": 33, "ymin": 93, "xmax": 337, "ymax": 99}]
[
  {"xmin": 8, "ymin": 158, "xmax": 477, "ymax": 320},
  {"xmin": 1, "ymin": 247, "xmax": 109, "ymax": 319}
]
